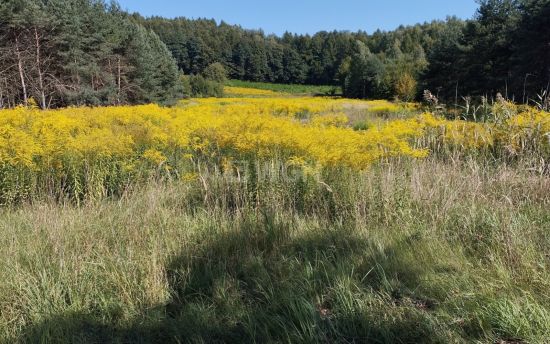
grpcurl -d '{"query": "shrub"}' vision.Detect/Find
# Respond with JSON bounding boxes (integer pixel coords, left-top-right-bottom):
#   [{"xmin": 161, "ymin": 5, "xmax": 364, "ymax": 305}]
[
  {"xmin": 394, "ymin": 73, "xmax": 417, "ymax": 102},
  {"xmin": 182, "ymin": 75, "xmax": 224, "ymax": 98},
  {"xmin": 201, "ymin": 62, "xmax": 228, "ymax": 84}
]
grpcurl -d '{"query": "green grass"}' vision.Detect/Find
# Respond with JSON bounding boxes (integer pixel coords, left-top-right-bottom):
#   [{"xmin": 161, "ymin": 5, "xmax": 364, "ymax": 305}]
[
  {"xmin": 226, "ymin": 79, "xmax": 340, "ymax": 95},
  {"xmin": 1, "ymin": 158, "xmax": 549, "ymax": 343}
]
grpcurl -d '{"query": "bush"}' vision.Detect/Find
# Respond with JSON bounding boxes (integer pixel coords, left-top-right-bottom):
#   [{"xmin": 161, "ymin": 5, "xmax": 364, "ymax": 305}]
[
  {"xmin": 201, "ymin": 62, "xmax": 228, "ymax": 84},
  {"xmin": 394, "ymin": 73, "xmax": 417, "ymax": 102},
  {"xmin": 182, "ymin": 75, "xmax": 224, "ymax": 98}
]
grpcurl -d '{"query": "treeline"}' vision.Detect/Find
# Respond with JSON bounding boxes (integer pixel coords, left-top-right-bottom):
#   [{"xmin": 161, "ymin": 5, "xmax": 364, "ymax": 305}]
[
  {"xmin": 0, "ymin": 0, "xmax": 181, "ymax": 108},
  {"xmin": 423, "ymin": 0, "xmax": 549, "ymax": 102},
  {"xmin": 0, "ymin": 0, "xmax": 548, "ymax": 108},
  {"xmin": 139, "ymin": 15, "xmax": 452, "ymax": 89},
  {"xmin": 141, "ymin": 0, "xmax": 549, "ymax": 102}
]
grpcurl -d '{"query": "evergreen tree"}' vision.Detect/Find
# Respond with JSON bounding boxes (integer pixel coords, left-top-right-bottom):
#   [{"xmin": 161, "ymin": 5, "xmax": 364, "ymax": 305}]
[
  {"xmin": 0, "ymin": 0, "xmax": 181, "ymax": 108},
  {"xmin": 511, "ymin": 0, "xmax": 550, "ymax": 101},
  {"xmin": 342, "ymin": 42, "xmax": 388, "ymax": 99}
]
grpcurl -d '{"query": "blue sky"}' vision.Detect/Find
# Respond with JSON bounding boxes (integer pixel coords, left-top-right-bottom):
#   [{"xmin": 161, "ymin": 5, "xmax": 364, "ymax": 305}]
[{"xmin": 117, "ymin": 0, "xmax": 479, "ymax": 35}]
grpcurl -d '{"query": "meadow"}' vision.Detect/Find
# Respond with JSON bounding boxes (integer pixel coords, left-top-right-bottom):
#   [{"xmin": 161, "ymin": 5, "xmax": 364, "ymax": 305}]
[
  {"xmin": 1, "ymin": 89, "xmax": 549, "ymax": 343},
  {"xmin": 225, "ymin": 80, "xmax": 339, "ymax": 96}
]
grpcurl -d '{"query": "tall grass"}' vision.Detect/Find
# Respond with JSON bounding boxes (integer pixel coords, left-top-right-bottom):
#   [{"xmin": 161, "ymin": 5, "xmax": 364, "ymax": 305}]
[{"xmin": 1, "ymin": 157, "xmax": 549, "ymax": 343}]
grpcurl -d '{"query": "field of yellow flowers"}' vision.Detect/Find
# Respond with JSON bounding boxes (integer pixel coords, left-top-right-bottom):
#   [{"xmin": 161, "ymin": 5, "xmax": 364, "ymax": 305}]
[
  {"xmin": 1, "ymin": 89, "xmax": 550, "ymax": 343},
  {"xmin": 0, "ymin": 93, "xmax": 548, "ymax": 203}
]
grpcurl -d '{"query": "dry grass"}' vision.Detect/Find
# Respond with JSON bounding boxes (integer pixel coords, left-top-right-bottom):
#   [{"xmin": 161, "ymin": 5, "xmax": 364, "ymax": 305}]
[{"xmin": 1, "ymin": 157, "xmax": 549, "ymax": 343}]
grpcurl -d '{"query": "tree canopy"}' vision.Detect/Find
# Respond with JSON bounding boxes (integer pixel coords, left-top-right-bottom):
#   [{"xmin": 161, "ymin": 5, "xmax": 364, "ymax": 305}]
[
  {"xmin": 0, "ymin": 0, "xmax": 181, "ymax": 108},
  {"xmin": 140, "ymin": 0, "xmax": 549, "ymax": 102},
  {"xmin": 1, "ymin": 0, "xmax": 548, "ymax": 107}
]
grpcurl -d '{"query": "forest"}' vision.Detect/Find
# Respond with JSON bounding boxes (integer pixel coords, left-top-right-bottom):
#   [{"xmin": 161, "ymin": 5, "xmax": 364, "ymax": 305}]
[
  {"xmin": 0, "ymin": 0, "xmax": 181, "ymax": 108},
  {"xmin": 0, "ymin": 0, "xmax": 548, "ymax": 108},
  {"xmin": 141, "ymin": 0, "xmax": 548, "ymax": 103}
]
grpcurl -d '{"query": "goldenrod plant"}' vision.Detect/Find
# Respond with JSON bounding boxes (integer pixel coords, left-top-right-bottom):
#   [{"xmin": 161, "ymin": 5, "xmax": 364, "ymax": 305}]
[{"xmin": 0, "ymin": 96, "xmax": 548, "ymax": 203}]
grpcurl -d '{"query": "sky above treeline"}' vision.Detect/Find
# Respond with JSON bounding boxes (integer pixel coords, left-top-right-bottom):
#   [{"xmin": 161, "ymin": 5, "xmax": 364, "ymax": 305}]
[{"xmin": 117, "ymin": 0, "xmax": 479, "ymax": 35}]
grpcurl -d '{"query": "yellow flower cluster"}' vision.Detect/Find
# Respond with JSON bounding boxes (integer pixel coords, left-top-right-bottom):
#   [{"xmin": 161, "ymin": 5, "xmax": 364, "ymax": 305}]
[
  {"xmin": 0, "ymin": 94, "xmax": 547, "ymax": 202},
  {"xmin": 502, "ymin": 109, "xmax": 550, "ymax": 153},
  {"xmin": 414, "ymin": 114, "xmax": 494, "ymax": 149},
  {"xmin": 365, "ymin": 100, "xmax": 401, "ymax": 113},
  {"xmin": 0, "ymin": 105, "xmax": 163, "ymax": 169},
  {"xmin": 180, "ymin": 97, "xmax": 411, "ymax": 119},
  {"xmin": 0, "ymin": 99, "xmax": 426, "ymax": 176},
  {"xmin": 168, "ymin": 101, "xmax": 429, "ymax": 168},
  {"xmin": 181, "ymin": 97, "xmax": 360, "ymax": 117},
  {"xmin": 398, "ymin": 111, "xmax": 549, "ymax": 153}
]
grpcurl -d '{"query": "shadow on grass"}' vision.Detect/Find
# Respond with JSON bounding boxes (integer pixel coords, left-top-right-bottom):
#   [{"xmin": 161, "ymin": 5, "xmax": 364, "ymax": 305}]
[{"xmin": 19, "ymin": 212, "xmax": 450, "ymax": 343}]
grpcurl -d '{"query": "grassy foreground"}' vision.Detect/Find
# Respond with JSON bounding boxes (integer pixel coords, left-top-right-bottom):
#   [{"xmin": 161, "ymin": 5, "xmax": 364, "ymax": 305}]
[{"xmin": 1, "ymin": 157, "xmax": 549, "ymax": 343}]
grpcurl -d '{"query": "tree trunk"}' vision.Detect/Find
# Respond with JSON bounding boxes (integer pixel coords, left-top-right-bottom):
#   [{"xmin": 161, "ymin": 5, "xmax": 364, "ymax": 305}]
[
  {"xmin": 117, "ymin": 56, "xmax": 121, "ymax": 105},
  {"xmin": 34, "ymin": 27, "xmax": 47, "ymax": 109},
  {"xmin": 0, "ymin": 79, "xmax": 4, "ymax": 109},
  {"xmin": 14, "ymin": 34, "xmax": 28, "ymax": 107}
]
